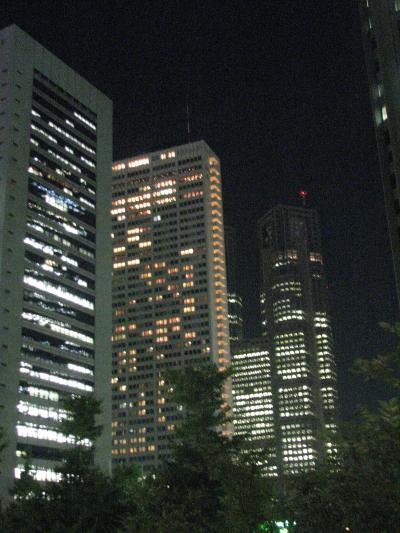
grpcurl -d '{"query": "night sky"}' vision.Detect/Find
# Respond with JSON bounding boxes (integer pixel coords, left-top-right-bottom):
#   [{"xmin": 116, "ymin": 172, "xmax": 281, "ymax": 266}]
[{"xmin": 1, "ymin": 0, "xmax": 398, "ymax": 418}]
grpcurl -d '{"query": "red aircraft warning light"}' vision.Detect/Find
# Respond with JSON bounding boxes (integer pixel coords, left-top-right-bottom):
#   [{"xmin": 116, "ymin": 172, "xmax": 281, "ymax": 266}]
[{"xmin": 299, "ymin": 190, "xmax": 308, "ymax": 206}]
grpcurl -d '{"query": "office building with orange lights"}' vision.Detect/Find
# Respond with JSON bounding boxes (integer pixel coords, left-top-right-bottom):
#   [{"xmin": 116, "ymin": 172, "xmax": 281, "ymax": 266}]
[{"xmin": 110, "ymin": 141, "xmax": 230, "ymax": 470}]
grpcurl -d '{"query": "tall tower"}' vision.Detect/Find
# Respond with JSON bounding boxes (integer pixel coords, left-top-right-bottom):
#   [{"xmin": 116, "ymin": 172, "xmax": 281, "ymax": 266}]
[
  {"xmin": 231, "ymin": 337, "xmax": 278, "ymax": 476},
  {"xmin": 360, "ymin": 0, "xmax": 400, "ymax": 308},
  {"xmin": 258, "ymin": 205, "xmax": 338, "ymax": 476},
  {"xmin": 224, "ymin": 225, "xmax": 243, "ymax": 342},
  {"xmin": 110, "ymin": 141, "xmax": 230, "ymax": 471},
  {"xmin": 0, "ymin": 25, "xmax": 112, "ymax": 501}
]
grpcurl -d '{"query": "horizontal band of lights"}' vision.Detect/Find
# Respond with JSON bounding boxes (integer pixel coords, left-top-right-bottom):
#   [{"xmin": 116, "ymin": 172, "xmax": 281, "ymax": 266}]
[
  {"xmin": 23, "ymin": 275, "xmax": 94, "ymax": 310},
  {"xmin": 20, "ymin": 362, "xmax": 93, "ymax": 392},
  {"xmin": 19, "ymin": 385, "xmax": 59, "ymax": 402},
  {"xmin": 24, "ymin": 233, "xmax": 92, "ymax": 263},
  {"xmin": 73, "ymin": 111, "xmax": 96, "ymax": 131},
  {"xmin": 16, "ymin": 423, "xmax": 91, "ymax": 446},
  {"xmin": 22, "ymin": 311, "xmax": 93, "ymax": 344},
  {"xmin": 15, "ymin": 465, "xmax": 61, "ymax": 483},
  {"xmin": 112, "ymin": 157, "xmax": 150, "ymax": 172},
  {"xmin": 17, "ymin": 401, "xmax": 67, "ymax": 422}
]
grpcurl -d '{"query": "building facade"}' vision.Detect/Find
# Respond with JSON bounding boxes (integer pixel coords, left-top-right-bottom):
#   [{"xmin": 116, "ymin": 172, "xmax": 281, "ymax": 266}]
[
  {"xmin": 231, "ymin": 337, "xmax": 277, "ymax": 476},
  {"xmin": 360, "ymin": 0, "xmax": 400, "ymax": 307},
  {"xmin": 224, "ymin": 225, "xmax": 243, "ymax": 342},
  {"xmin": 258, "ymin": 205, "xmax": 338, "ymax": 476},
  {"xmin": 110, "ymin": 141, "xmax": 230, "ymax": 471},
  {"xmin": 0, "ymin": 25, "xmax": 112, "ymax": 501}
]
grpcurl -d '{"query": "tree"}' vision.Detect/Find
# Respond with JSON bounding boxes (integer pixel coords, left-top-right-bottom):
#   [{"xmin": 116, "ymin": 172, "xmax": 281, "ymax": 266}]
[
  {"xmin": 139, "ymin": 364, "xmax": 275, "ymax": 533},
  {"xmin": 3, "ymin": 394, "xmax": 136, "ymax": 533}
]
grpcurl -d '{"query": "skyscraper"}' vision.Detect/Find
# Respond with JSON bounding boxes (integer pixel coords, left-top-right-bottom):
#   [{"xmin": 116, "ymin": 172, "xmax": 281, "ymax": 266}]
[
  {"xmin": 0, "ymin": 25, "xmax": 112, "ymax": 501},
  {"xmin": 360, "ymin": 0, "xmax": 400, "ymax": 307},
  {"xmin": 231, "ymin": 337, "xmax": 278, "ymax": 477},
  {"xmin": 110, "ymin": 141, "xmax": 230, "ymax": 471},
  {"xmin": 258, "ymin": 204, "xmax": 338, "ymax": 476},
  {"xmin": 224, "ymin": 225, "xmax": 243, "ymax": 342}
]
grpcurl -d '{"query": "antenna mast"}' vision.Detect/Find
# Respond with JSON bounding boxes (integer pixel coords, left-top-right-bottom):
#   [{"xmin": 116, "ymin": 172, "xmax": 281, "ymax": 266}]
[{"xmin": 186, "ymin": 102, "xmax": 191, "ymax": 143}]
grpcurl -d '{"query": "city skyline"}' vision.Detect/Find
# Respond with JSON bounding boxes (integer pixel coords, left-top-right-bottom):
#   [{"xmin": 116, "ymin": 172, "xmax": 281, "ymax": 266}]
[{"xmin": 0, "ymin": 0, "xmax": 397, "ymax": 420}]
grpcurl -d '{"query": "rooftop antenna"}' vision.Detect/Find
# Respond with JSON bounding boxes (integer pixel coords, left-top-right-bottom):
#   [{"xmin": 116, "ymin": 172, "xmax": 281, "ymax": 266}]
[
  {"xmin": 299, "ymin": 190, "xmax": 308, "ymax": 207},
  {"xmin": 186, "ymin": 101, "xmax": 191, "ymax": 143}
]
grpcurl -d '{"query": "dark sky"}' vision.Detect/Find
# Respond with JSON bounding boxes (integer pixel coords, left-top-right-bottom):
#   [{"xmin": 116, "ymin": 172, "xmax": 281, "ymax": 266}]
[{"xmin": 1, "ymin": 0, "xmax": 398, "ymax": 418}]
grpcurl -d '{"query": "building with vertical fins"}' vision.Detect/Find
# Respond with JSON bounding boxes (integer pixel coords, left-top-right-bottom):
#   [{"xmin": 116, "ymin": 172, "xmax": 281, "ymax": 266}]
[
  {"xmin": 0, "ymin": 25, "xmax": 112, "ymax": 503},
  {"xmin": 359, "ymin": 0, "xmax": 400, "ymax": 308},
  {"xmin": 258, "ymin": 204, "xmax": 338, "ymax": 477},
  {"xmin": 224, "ymin": 225, "xmax": 243, "ymax": 342},
  {"xmin": 110, "ymin": 141, "xmax": 230, "ymax": 471}
]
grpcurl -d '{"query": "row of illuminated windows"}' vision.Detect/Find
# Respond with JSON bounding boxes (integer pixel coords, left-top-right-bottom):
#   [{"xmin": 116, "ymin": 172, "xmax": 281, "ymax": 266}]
[
  {"xmin": 275, "ymin": 332, "xmax": 305, "ymax": 343},
  {"xmin": 275, "ymin": 311, "xmax": 305, "ymax": 322},
  {"xmin": 31, "ymin": 136, "xmax": 89, "ymax": 179},
  {"xmin": 22, "ymin": 326, "xmax": 94, "ymax": 359},
  {"xmin": 17, "ymin": 422, "xmax": 91, "ymax": 446},
  {"xmin": 235, "ymin": 392, "xmax": 272, "ymax": 403},
  {"xmin": 31, "ymin": 104, "xmax": 96, "ymax": 164},
  {"xmin": 25, "ymin": 215, "xmax": 94, "ymax": 272},
  {"xmin": 24, "ymin": 289, "xmax": 94, "ymax": 326},
  {"xmin": 28, "ymin": 174, "xmax": 95, "ymax": 227},
  {"xmin": 272, "ymin": 280, "xmax": 302, "ymax": 295},
  {"xmin": 32, "ymin": 89, "xmax": 96, "ymax": 147},
  {"xmin": 31, "ymin": 129, "xmax": 95, "ymax": 170},
  {"xmin": 28, "ymin": 199, "xmax": 95, "ymax": 243},
  {"xmin": 25, "ymin": 249, "xmax": 93, "ymax": 291},
  {"xmin": 23, "ymin": 272, "xmax": 94, "ymax": 310},
  {"xmin": 35, "ymin": 113, "xmax": 95, "ymax": 155},
  {"xmin": 25, "ymin": 220, "xmax": 94, "ymax": 262},
  {"xmin": 277, "ymin": 368, "xmax": 309, "ymax": 379},
  {"xmin": 232, "ymin": 350, "xmax": 269, "ymax": 359},
  {"xmin": 32, "ymin": 107, "xmax": 96, "ymax": 162},
  {"xmin": 22, "ymin": 311, "xmax": 93, "ymax": 345},
  {"xmin": 33, "ymin": 74, "xmax": 97, "ymax": 130},
  {"xmin": 280, "ymin": 410, "xmax": 314, "ymax": 418},
  {"xmin": 19, "ymin": 384, "xmax": 59, "ymax": 402},
  {"xmin": 27, "ymin": 159, "xmax": 96, "ymax": 210},
  {"xmin": 20, "ymin": 362, "xmax": 93, "ymax": 392},
  {"xmin": 17, "ymin": 401, "xmax": 67, "ymax": 422},
  {"xmin": 15, "ymin": 465, "xmax": 61, "ymax": 483},
  {"xmin": 233, "ymin": 407, "xmax": 274, "ymax": 417},
  {"xmin": 22, "ymin": 344, "xmax": 93, "ymax": 377}
]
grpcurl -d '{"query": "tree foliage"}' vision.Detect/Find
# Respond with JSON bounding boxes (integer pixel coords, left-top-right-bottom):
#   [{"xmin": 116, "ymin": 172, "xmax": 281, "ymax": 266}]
[
  {"xmin": 138, "ymin": 364, "xmax": 275, "ymax": 533},
  {"xmin": 2, "ymin": 394, "xmax": 136, "ymax": 532}
]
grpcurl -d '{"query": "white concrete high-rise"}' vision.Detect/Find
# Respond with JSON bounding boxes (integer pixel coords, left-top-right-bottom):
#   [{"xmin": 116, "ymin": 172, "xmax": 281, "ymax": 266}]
[
  {"xmin": 110, "ymin": 141, "xmax": 230, "ymax": 471},
  {"xmin": 0, "ymin": 25, "xmax": 112, "ymax": 503}
]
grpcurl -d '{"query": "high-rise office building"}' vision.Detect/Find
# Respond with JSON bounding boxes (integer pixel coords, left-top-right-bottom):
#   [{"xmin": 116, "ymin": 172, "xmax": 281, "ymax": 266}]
[
  {"xmin": 231, "ymin": 337, "xmax": 277, "ymax": 477},
  {"xmin": 258, "ymin": 205, "xmax": 338, "ymax": 476},
  {"xmin": 110, "ymin": 141, "xmax": 230, "ymax": 471},
  {"xmin": 224, "ymin": 225, "xmax": 243, "ymax": 342},
  {"xmin": 0, "ymin": 25, "xmax": 112, "ymax": 501},
  {"xmin": 360, "ymin": 0, "xmax": 400, "ymax": 307}
]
